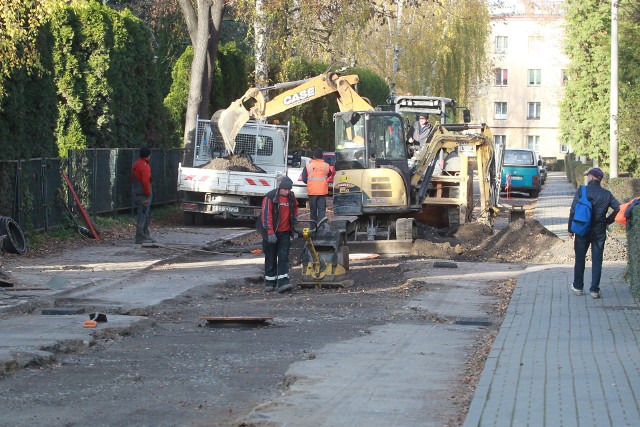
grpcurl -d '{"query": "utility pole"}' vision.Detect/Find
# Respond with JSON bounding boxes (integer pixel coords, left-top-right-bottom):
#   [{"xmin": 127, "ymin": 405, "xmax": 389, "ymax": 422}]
[{"xmin": 610, "ymin": 0, "xmax": 619, "ymax": 178}]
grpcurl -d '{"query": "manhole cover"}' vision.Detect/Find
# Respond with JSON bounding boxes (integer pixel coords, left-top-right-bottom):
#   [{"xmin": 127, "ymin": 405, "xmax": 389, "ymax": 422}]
[{"xmin": 200, "ymin": 316, "xmax": 273, "ymax": 328}]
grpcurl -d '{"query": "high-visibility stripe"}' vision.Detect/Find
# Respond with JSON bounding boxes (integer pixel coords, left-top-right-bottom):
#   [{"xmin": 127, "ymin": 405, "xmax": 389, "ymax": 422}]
[
  {"xmin": 246, "ymin": 178, "xmax": 271, "ymax": 186},
  {"xmin": 277, "ymin": 274, "xmax": 289, "ymax": 279},
  {"xmin": 265, "ymin": 275, "xmax": 277, "ymax": 281}
]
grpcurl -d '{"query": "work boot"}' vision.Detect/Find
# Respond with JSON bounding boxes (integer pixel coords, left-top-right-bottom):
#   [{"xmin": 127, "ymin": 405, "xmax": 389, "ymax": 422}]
[
  {"xmin": 277, "ymin": 283, "xmax": 293, "ymax": 293},
  {"xmin": 264, "ymin": 282, "xmax": 276, "ymax": 292}
]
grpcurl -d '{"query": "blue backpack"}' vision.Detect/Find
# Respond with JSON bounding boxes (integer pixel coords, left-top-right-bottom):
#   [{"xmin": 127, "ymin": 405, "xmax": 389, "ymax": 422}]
[{"xmin": 570, "ymin": 185, "xmax": 592, "ymax": 236}]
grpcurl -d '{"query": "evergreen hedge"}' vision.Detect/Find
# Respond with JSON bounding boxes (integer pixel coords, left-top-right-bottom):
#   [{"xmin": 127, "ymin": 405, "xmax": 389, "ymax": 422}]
[
  {"xmin": 0, "ymin": 0, "xmax": 175, "ymax": 161},
  {"xmin": 629, "ymin": 204, "xmax": 640, "ymax": 299}
]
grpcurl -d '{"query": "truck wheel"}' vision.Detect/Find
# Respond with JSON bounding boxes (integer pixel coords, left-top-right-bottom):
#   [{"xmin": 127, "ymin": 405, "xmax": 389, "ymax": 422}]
[
  {"xmin": 395, "ymin": 218, "xmax": 416, "ymax": 241},
  {"xmin": 194, "ymin": 213, "xmax": 205, "ymax": 226},
  {"xmin": 183, "ymin": 212, "xmax": 195, "ymax": 226},
  {"xmin": 529, "ymin": 190, "xmax": 540, "ymax": 198}
]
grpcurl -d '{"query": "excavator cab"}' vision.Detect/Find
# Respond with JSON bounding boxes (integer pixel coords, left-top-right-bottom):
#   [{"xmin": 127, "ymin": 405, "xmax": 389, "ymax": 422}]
[
  {"xmin": 333, "ymin": 111, "xmax": 413, "ymax": 240},
  {"xmin": 334, "ymin": 111, "xmax": 408, "ymax": 173}
]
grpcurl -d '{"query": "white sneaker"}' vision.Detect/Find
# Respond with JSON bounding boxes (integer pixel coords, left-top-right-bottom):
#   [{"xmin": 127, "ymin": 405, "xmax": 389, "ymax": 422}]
[
  {"xmin": 590, "ymin": 292, "xmax": 601, "ymax": 299},
  {"xmin": 571, "ymin": 286, "xmax": 583, "ymax": 296}
]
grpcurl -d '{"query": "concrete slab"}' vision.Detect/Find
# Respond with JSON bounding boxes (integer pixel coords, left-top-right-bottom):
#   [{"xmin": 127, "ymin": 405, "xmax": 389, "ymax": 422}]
[{"xmin": 0, "ymin": 314, "xmax": 151, "ymax": 377}]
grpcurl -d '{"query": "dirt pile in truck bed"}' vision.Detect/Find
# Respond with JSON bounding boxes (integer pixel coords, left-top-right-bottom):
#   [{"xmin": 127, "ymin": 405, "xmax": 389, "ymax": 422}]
[{"xmin": 200, "ymin": 154, "xmax": 266, "ymax": 173}]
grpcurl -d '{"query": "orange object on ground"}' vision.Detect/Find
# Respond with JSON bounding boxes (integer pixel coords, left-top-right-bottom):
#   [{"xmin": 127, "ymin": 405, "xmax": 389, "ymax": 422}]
[
  {"xmin": 250, "ymin": 249, "xmax": 262, "ymax": 254},
  {"xmin": 62, "ymin": 172, "xmax": 100, "ymax": 240},
  {"xmin": 83, "ymin": 320, "xmax": 97, "ymax": 328}
]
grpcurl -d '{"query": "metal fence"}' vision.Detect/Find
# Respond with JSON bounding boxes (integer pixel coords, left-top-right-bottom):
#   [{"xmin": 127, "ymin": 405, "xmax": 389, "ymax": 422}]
[{"xmin": 0, "ymin": 148, "xmax": 182, "ymax": 232}]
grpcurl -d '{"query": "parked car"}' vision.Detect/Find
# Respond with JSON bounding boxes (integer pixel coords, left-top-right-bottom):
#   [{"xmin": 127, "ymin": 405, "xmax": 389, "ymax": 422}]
[
  {"xmin": 287, "ymin": 156, "xmax": 311, "ymax": 202},
  {"xmin": 536, "ymin": 153, "xmax": 547, "ymax": 185},
  {"xmin": 500, "ymin": 148, "xmax": 543, "ymax": 197}
]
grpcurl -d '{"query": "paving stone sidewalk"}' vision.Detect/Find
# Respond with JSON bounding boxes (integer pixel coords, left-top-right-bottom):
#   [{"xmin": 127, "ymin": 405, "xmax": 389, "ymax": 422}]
[{"xmin": 464, "ymin": 172, "xmax": 640, "ymax": 426}]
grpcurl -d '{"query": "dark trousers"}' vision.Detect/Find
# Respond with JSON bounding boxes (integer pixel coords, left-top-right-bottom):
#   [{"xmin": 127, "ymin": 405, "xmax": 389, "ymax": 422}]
[
  {"xmin": 309, "ymin": 195, "xmax": 327, "ymax": 225},
  {"xmin": 262, "ymin": 231, "xmax": 291, "ymax": 286},
  {"xmin": 135, "ymin": 194, "xmax": 152, "ymax": 242},
  {"xmin": 573, "ymin": 233, "xmax": 606, "ymax": 293}
]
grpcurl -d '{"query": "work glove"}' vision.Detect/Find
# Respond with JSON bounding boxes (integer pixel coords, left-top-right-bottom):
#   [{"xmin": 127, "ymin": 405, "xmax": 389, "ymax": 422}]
[{"xmin": 267, "ymin": 234, "xmax": 277, "ymax": 245}]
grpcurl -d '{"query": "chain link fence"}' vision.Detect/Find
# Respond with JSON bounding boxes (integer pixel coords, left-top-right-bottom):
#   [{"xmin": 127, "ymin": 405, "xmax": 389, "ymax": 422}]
[{"xmin": 0, "ymin": 148, "xmax": 182, "ymax": 232}]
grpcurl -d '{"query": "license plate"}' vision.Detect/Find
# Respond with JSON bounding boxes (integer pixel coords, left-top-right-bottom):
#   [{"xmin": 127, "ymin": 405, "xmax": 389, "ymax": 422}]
[
  {"xmin": 213, "ymin": 206, "xmax": 239, "ymax": 213},
  {"xmin": 511, "ymin": 176, "xmax": 523, "ymax": 180},
  {"xmin": 182, "ymin": 203, "xmax": 198, "ymax": 211}
]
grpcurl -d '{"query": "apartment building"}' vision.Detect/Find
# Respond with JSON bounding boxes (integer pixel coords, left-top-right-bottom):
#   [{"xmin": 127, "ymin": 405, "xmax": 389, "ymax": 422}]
[{"xmin": 476, "ymin": 1, "xmax": 570, "ymax": 160}]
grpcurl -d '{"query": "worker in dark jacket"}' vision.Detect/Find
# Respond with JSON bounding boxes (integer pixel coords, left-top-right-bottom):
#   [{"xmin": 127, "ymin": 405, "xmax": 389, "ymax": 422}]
[
  {"xmin": 131, "ymin": 147, "xmax": 155, "ymax": 244},
  {"xmin": 407, "ymin": 114, "xmax": 432, "ymax": 145},
  {"xmin": 568, "ymin": 168, "xmax": 620, "ymax": 299},
  {"xmin": 257, "ymin": 176, "xmax": 299, "ymax": 293}
]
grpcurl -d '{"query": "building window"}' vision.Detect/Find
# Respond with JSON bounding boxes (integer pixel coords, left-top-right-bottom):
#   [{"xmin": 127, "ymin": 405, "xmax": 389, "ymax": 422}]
[
  {"xmin": 495, "ymin": 102, "xmax": 508, "ymax": 120},
  {"xmin": 527, "ymin": 102, "xmax": 541, "ymax": 120},
  {"xmin": 495, "ymin": 36, "xmax": 508, "ymax": 54},
  {"xmin": 528, "ymin": 35, "xmax": 543, "ymax": 53},
  {"xmin": 560, "ymin": 143, "xmax": 569, "ymax": 153},
  {"xmin": 561, "ymin": 69, "xmax": 569, "ymax": 86},
  {"xmin": 528, "ymin": 69, "xmax": 541, "ymax": 86},
  {"xmin": 527, "ymin": 135, "xmax": 541, "ymax": 152},
  {"xmin": 494, "ymin": 68, "xmax": 508, "ymax": 86},
  {"xmin": 494, "ymin": 135, "xmax": 506, "ymax": 147}
]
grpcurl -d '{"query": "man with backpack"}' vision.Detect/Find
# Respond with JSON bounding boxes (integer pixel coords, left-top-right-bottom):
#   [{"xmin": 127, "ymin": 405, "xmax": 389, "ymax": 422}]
[{"xmin": 568, "ymin": 168, "xmax": 620, "ymax": 299}]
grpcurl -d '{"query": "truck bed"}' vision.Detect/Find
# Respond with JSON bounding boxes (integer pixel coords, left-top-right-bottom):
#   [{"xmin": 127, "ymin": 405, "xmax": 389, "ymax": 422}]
[{"xmin": 178, "ymin": 166, "xmax": 279, "ymax": 196}]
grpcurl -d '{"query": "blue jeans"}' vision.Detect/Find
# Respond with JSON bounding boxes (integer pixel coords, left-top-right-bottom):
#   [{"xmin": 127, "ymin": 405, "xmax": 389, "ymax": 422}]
[
  {"xmin": 573, "ymin": 233, "xmax": 606, "ymax": 293},
  {"xmin": 262, "ymin": 231, "xmax": 291, "ymax": 287}
]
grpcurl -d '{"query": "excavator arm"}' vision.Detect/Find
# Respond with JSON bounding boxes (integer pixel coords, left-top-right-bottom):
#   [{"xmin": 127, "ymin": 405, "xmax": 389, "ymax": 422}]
[
  {"xmin": 410, "ymin": 124, "xmax": 499, "ymax": 223},
  {"xmin": 216, "ymin": 72, "xmax": 373, "ymax": 152}
]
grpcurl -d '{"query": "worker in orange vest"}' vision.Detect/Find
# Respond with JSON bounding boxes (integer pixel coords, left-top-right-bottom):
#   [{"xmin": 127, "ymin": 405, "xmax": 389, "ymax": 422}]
[{"xmin": 301, "ymin": 147, "xmax": 332, "ymax": 226}]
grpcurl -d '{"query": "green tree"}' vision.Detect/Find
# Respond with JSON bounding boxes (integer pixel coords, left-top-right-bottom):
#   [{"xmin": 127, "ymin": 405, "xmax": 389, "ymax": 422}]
[
  {"xmin": 163, "ymin": 41, "xmax": 248, "ymax": 143},
  {"xmin": 560, "ymin": 0, "xmax": 612, "ymax": 166},
  {"xmin": 0, "ymin": 0, "xmax": 59, "ymax": 104},
  {"xmin": 617, "ymin": 1, "xmax": 640, "ymax": 173}
]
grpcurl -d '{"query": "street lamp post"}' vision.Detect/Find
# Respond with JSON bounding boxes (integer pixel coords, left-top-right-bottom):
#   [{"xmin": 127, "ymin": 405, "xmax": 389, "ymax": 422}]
[{"xmin": 610, "ymin": 0, "xmax": 619, "ymax": 178}]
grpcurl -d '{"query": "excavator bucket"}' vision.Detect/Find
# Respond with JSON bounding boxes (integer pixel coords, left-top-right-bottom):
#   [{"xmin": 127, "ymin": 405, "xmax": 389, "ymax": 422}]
[
  {"xmin": 215, "ymin": 88, "xmax": 265, "ymax": 153},
  {"xmin": 214, "ymin": 101, "xmax": 249, "ymax": 153}
]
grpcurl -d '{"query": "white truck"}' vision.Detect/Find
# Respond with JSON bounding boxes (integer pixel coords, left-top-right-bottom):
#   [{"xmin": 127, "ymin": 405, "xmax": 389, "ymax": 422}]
[{"xmin": 178, "ymin": 119, "xmax": 290, "ymax": 225}]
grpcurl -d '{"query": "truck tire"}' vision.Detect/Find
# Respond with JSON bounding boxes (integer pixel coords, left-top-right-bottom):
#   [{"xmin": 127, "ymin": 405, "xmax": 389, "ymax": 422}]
[
  {"xmin": 194, "ymin": 212, "xmax": 205, "ymax": 226},
  {"xmin": 0, "ymin": 216, "xmax": 27, "ymax": 255},
  {"xmin": 183, "ymin": 212, "xmax": 195, "ymax": 226},
  {"xmin": 395, "ymin": 218, "xmax": 416, "ymax": 241},
  {"xmin": 529, "ymin": 189, "xmax": 540, "ymax": 198}
]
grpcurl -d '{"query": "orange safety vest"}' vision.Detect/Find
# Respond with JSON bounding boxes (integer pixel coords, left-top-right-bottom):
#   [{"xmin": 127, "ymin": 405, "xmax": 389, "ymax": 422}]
[{"xmin": 306, "ymin": 159, "xmax": 329, "ymax": 196}]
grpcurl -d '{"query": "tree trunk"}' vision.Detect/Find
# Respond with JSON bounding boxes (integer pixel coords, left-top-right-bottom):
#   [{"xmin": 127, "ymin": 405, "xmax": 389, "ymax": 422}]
[
  {"xmin": 182, "ymin": 0, "xmax": 211, "ymax": 167},
  {"xmin": 254, "ymin": 0, "xmax": 268, "ymax": 89}
]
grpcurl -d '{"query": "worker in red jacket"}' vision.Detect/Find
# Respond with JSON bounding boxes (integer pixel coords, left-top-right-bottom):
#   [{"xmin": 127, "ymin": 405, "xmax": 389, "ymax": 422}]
[
  {"xmin": 131, "ymin": 147, "xmax": 155, "ymax": 244},
  {"xmin": 256, "ymin": 176, "xmax": 299, "ymax": 293},
  {"xmin": 301, "ymin": 147, "xmax": 331, "ymax": 226}
]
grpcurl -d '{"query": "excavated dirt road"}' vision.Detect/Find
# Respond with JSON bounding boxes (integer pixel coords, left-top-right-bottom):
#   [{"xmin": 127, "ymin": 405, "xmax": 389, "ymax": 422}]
[{"xmin": 0, "ymin": 201, "xmax": 627, "ymax": 426}]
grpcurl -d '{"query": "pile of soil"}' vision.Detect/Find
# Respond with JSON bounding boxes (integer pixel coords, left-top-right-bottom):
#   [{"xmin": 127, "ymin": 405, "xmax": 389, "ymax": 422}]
[
  {"xmin": 200, "ymin": 153, "xmax": 265, "ymax": 173},
  {"xmin": 411, "ymin": 218, "xmax": 628, "ymax": 264}
]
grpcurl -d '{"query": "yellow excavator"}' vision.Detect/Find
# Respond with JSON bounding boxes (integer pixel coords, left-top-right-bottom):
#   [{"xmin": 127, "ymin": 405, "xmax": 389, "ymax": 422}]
[{"xmin": 214, "ymin": 74, "xmax": 502, "ymax": 285}]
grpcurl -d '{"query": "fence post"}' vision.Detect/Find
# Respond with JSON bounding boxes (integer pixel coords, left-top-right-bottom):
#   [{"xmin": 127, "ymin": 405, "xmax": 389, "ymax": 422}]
[
  {"xmin": 16, "ymin": 160, "xmax": 23, "ymax": 227},
  {"xmin": 92, "ymin": 148, "xmax": 97, "ymax": 220},
  {"xmin": 41, "ymin": 159, "xmax": 48, "ymax": 232},
  {"xmin": 67, "ymin": 150, "xmax": 73, "ymax": 211}
]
